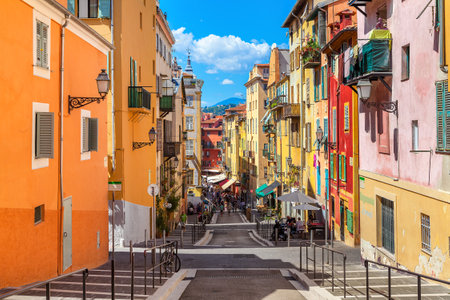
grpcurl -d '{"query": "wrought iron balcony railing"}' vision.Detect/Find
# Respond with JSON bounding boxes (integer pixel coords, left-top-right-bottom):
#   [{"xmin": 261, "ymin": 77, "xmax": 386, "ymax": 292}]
[{"xmin": 128, "ymin": 86, "xmax": 151, "ymax": 110}]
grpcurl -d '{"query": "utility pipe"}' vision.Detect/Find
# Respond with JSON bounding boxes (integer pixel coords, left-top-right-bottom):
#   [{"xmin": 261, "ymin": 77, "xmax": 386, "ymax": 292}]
[
  {"xmin": 59, "ymin": 14, "xmax": 70, "ymax": 275},
  {"xmin": 111, "ymin": 0, "xmax": 116, "ymax": 169},
  {"xmin": 439, "ymin": 0, "xmax": 447, "ymax": 73}
]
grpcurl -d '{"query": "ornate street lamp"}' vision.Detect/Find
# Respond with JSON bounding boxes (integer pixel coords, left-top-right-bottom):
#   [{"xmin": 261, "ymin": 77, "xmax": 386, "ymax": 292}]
[
  {"xmin": 68, "ymin": 69, "xmax": 110, "ymax": 113},
  {"xmin": 356, "ymin": 79, "xmax": 372, "ymax": 104},
  {"xmin": 316, "ymin": 126, "xmax": 324, "ymax": 141},
  {"xmin": 133, "ymin": 127, "xmax": 157, "ymax": 150},
  {"xmin": 172, "ymin": 156, "xmax": 179, "ymax": 169}
]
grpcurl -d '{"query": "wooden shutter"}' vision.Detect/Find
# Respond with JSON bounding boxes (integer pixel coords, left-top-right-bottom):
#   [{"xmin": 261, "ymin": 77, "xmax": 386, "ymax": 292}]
[
  {"xmin": 157, "ymin": 119, "xmax": 163, "ymax": 151},
  {"xmin": 36, "ymin": 112, "xmax": 54, "ymax": 158},
  {"xmin": 436, "ymin": 81, "xmax": 445, "ymax": 150},
  {"xmin": 344, "ymin": 104, "xmax": 350, "ymax": 131},
  {"xmin": 82, "ymin": 117, "xmax": 89, "ymax": 153},
  {"xmin": 36, "ymin": 21, "xmax": 42, "ymax": 66},
  {"xmin": 306, "ymin": 78, "xmax": 310, "ymax": 105},
  {"xmin": 88, "ymin": 118, "xmax": 98, "ymax": 151},
  {"xmin": 378, "ymin": 109, "xmax": 390, "ymax": 154},
  {"xmin": 41, "ymin": 23, "xmax": 48, "ymax": 68},
  {"xmin": 446, "ymin": 83, "xmax": 450, "ymax": 150},
  {"xmin": 318, "ymin": 11, "xmax": 326, "ymax": 47},
  {"xmin": 330, "ymin": 153, "xmax": 334, "ymax": 180},
  {"xmin": 306, "ymin": 122, "xmax": 311, "ymax": 152}
]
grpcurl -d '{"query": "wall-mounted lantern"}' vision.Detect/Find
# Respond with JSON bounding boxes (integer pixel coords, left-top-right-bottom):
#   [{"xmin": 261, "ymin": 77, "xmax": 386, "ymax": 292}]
[
  {"xmin": 133, "ymin": 127, "xmax": 157, "ymax": 150},
  {"xmin": 68, "ymin": 69, "xmax": 110, "ymax": 113}
]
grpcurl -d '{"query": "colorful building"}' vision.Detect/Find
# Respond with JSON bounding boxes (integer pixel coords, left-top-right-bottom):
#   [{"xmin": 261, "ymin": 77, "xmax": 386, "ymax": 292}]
[
  {"xmin": 321, "ymin": 1, "xmax": 359, "ymax": 247},
  {"xmin": 0, "ymin": 0, "xmax": 112, "ymax": 287},
  {"xmin": 349, "ymin": 0, "xmax": 450, "ymax": 279},
  {"xmin": 201, "ymin": 115, "xmax": 223, "ymax": 171},
  {"xmin": 107, "ymin": 0, "xmax": 158, "ymax": 245},
  {"xmin": 182, "ymin": 55, "xmax": 204, "ymax": 197},
  {"xmin": 244, "ymin": 64, "xmax": 270, "ymax": 206}
]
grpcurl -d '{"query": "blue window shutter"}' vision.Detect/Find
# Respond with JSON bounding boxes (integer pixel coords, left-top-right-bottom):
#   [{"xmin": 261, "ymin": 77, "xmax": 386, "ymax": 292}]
[
  {"xmin": 317, "ymin": 166, "xmax": 321, "ymax": 195},
  {"xmin": 68, "ymin": 0, "xmax": 76, "ymax": 14},
  {"xmin": 325, "ymin": 169, "xmax": 329, "ymax": 200},
  {"xmin": 98, "ymin": 0, "xmax": 111, "ymax": 18},
  {"xmin": 330, "ymin": 153, "xmax": 334, "ymax": 180}
]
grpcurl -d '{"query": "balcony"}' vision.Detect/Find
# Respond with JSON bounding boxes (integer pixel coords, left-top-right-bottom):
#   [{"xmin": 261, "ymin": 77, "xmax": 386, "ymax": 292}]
[
  {"xmin": 302, "ymin": 39, "xmax": 321, "ymax": 69},
  {"xmin": 303, "ymin": 53, "xmax": 321, "ymax": 69},
  {"xmin": 269, "ymin": 95, "xmax": 287, "ymax": 110},
  {"xmin": 263, "ymin": 124, "xmax": 276, "ymax": 135},
  {"xmin": 160, "ymin": 96, "xmax": 174, "ymax": 112},
  {"xmin": 128, "ymin": 86, "xmax": 151, "ymax": 110},
  {"xmin": 282, "ymin": 104, "xmax": 300, "ymax": 119},
  {"xmin": 346, "ymin": 39, "xmax": 391, "ymax": 85},
  {"xmin": 164, "ymin": 142, "xmax": 180, "ymax": 158},
  {"xmin": 183, "ymin": 78, "xmax": 197, "ymax": 89}
]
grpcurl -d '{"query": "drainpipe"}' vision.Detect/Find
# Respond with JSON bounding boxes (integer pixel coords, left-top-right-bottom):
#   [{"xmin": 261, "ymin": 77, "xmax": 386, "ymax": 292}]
[
  {"xmin": 111, "ymin": 0, "xmax": 116, "ymax": 169},
  {"xmin": 439, "ymin": 0, "xmax": 448, "ymax": 73},
  {"xmin": 59, "ymin": 14, "xmax": 70, "ymax": 275}
]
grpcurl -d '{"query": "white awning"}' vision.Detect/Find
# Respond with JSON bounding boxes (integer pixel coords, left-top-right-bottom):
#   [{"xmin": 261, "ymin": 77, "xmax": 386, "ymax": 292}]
[
  {"xmin": 221, "ymin": 178, "xmax": 236, "ymax": 190},
  {"xmin": 207, "ymin": 174, "xmax": 227, "ymax": 184},
  {"xmin": 260, "ymin": 110, "xmax": 272, "ymax": 124}
]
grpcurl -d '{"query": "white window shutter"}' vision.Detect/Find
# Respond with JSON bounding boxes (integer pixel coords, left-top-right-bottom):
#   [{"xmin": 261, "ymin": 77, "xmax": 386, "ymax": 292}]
[
  {"xmin": 36, "ymin": 21, "xmax": 42, "ymax": 66},
  {"xmin": 82, "ymin": 117, "xmax": 89, "ymax": 153},
  {"xmin": 42, "ymin": 24, "xmax": 49, "ymax": 68}
]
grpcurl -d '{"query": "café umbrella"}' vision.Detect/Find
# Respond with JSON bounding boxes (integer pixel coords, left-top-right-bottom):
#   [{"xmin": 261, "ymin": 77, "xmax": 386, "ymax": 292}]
[
  {"xmin": 277, "ymin": 191, "xmax": 317, "ymax": 204},
  {"xmin": 293, "ymin": 203, "xmax": 321, "ymax": 211}
]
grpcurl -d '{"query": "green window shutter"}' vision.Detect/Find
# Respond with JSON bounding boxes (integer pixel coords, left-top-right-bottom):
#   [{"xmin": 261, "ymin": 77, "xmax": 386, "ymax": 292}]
[
  {"xmin": 321, "ymin": 66, "xmax": 324, "ymax": 99},
  {"xmin": 82, "ymin": 117, "xmax": 89, "ymax": 153},
  {"xmin": 330, "ymin": 153, "xmax": 334, "ymax": 180},
  {"xmin": 36, "ymin": 112, "xmax": 54, "ymax": 159},
  {"xmin": 436, "ymin": 81, "xmax": 445, "ymax": 151},
  {"xmin": 338, "ymin": 154, "xmax": 342, "ymax": 180},
  {"xmin": 342, "ymin": 155, "xmax": 347, "ymax": 182},
  {"xmin": 41, "ymin": 23, "xmax": 48, "ymax": 68},
  {"xmin": 445, "ymin": 81, "xmax": 450, "ymax": 151},
  {"xmin": 89, "ymin": 118, "xmax": 98, "ymax": 151},
  {"xmin": 347, "ymin": 209, "xmax": 353, "ymax": 234}
]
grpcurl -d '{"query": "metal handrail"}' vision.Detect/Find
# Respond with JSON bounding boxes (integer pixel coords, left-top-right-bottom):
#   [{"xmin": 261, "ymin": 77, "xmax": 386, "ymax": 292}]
[
  {"xmin": 0, "ymin": 268, "xmax": 89, "ymax": 300},
  {"xmin": 143, "ymin": 241, "xmax": 179, "ymax": 294},
  {"xmin": 364, "ymin": 259, "xmax": 450, "ymax": 300},
  {"xmin": 300, "ymin": 242, "xmax": 347, "ymax": 298}
]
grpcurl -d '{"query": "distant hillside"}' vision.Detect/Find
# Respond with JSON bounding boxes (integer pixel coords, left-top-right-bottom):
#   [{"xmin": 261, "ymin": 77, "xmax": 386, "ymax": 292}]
[
  {"xmin": 202, "ymin": 103, "xmax": 237, "ymax": 116},
  {"xmin": 202, "ymin": 97, "xmax": 245, "ymax": 116},
  {"xmin": 215, "ymin": 97, "xmax": 245, "ymax": 106}
]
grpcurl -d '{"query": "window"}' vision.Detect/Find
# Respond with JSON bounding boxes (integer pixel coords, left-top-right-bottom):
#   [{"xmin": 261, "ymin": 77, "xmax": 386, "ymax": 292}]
[
  {"xmin": 344, "ymin": 103, "xmax": 350, "ymax": 132},
  {"xmin": 381, "ymin": 197, "xmax": 395, "ymax": 254},
  {"xmin": 436, "ymin": 80, "xmax": 450, "ymax": 152},
  {"xmin": 35, "ymin": 112, "xmax": 54, "ymax": 159},
  {"xmin": 186, "ymin": 170, "xmax": 194, "ymax": 185},
  {"xmin": 412, "ymin": 120, "xmax": 419, "ymax": 150},
  {"xmin": 378, "ymin": 109, "xmax": 390, "ymax": 154},
  {"xmin": 82, "ymin": 117, "xmax": 98, "ymax": 153},
  {"xmin": 186, "ymin": 96, "xmax": 194, "ymax": 107},
  {"xmin": 314, "ymin": 70, "xmax": 320, "ymax": 102},
  {"xmin": 332, "ymin": 108, "xmax": 337, "ymax": 143},
  {"xmin": 306, "ymin": 122, "xmax": 312, "ymax": 152},
  {"xmin": 34, "ymin": 205, "xmax": 44, "ymax": 224},
  {"xmin": 421, "ymin": 214, "xmax": 431, "ymax": 253},
  {"xmin": 70, "ymin": 0, "xmax": 111, "ymax": 18},
  {"xmin": 186, "ymin": 116, "xmax": 193, "ymax": 130},
  {"xmin": 35, "ymin": 20, "xmax": 49, "ymax": 69},
  {"xmin": 331, "ymin": 196, "xmax": 335, "ymax": 217},
  {"xmin": 321, "ymin": 65, "xmax": 328, "ymax": 99},
  {"xmin": 206, "ymin": 151, "xmax": 210, "ymax": 157},
  {"xmin": 401, "ymin": 45, "xmax": 410, "ymax": 81},
  {"xmin": 186, "ymin": 140, "xmax": 194, "ymax": 156},
  {"xmin": 323, "ymin": 118, "xmax": 328, "ymax": 151},
  {"xmin": 339, "ymin": 155, "xmax": 347, "ymax": 182}
]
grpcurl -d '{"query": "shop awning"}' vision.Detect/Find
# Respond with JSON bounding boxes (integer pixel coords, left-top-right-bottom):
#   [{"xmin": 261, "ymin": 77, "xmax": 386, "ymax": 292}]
[
  {"xmin": 260, "ymin": 181, "xmax": 281, "ymax": 196},
  {"xmin": 260, "ymin": 110, "xmax": 272, "ymax": 124},
  {"xmin": 207, "ymin": 174, "xmax": 226, "ymax": 184},
  {"xmin": 221, "ymin": 178, "xmax": 236, "ymax": 190},
  {"xmin": 256, "ymin": 183, "xmax": 273, "ymax": 198}
]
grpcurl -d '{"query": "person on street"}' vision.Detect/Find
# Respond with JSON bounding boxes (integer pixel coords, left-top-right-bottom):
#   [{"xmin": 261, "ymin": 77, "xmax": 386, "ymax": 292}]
[{"xmin": 180, "ymin": 213, "xmax": 187, "ymax": 231}]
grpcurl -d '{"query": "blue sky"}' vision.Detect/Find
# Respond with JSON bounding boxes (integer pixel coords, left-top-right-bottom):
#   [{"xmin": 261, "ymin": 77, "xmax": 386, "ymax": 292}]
[{"xmin": 160, "ymin": 0, "xmax": 294, "ymax": 107}]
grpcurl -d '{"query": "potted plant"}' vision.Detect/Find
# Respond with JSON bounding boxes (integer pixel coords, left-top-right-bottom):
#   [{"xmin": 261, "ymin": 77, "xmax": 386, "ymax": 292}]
[{"xmin": 301, "ymin": 38, "xmax": 320, "ymax": 64}]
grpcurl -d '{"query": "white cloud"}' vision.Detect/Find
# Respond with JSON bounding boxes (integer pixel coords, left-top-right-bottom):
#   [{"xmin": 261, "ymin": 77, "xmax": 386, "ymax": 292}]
[
  {"xmin": 271, "ymin": 43, "xmax": 277, "ymax": 49},
  {"xmin": 206, "ymin": 69, "xmax": 218, "ymax": 74},
  {"xmin": 234, "ymin": 92, "xmax": 244, "ymax": 98},
  {"xmin": 172, "ymin": 28, "xmax": 271, "ymax": 72},
  {"xmin": 172, "ymin": 27, "xmax": 193, "ymax": 53},
  {"xmin": 222, "ymin": 79, "xmax": 234, "ymax": 85}
]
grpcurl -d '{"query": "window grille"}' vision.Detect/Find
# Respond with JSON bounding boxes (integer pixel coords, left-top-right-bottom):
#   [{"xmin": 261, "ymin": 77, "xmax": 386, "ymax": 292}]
[
  {"xmin": 421, "ymin": 214, "xmax": 431, "ymax": 252},
  {"xmin": 381, "ymin": 197, "xmax": 395, "ymax": 254}
]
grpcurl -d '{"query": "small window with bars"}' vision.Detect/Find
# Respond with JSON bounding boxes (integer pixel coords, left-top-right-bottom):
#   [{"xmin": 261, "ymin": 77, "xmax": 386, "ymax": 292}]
[
  {"xmin": 421, "ymin": 214, "xmax": 431, "ymax": 253},
  {"xmin": 381, "ymin": 197, "xmax": 395, "ymax": 254},
  {"xmin": 34, "ymin": 204, "xmax": 44, "ymax": 224},
  {"xmin": 344, "ymin": 103, "xmax": 350, "ymax": 132},
  {"xmin": 82, "ymin": 117, "xmax": 98, "ymax": 153}
]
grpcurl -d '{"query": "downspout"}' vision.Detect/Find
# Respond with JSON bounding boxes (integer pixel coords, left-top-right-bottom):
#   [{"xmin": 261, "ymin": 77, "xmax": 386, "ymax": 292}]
[
  {"xmin": 111, "ymin": 0, "xmax": 116, "ymax": 170},
  {"xmin": 439, "ymin": 0, "xmax": 448, "ymax": 73},
  {"xmin": 59, "ymin": 14, "xmax": 70, "ymax": 275}
]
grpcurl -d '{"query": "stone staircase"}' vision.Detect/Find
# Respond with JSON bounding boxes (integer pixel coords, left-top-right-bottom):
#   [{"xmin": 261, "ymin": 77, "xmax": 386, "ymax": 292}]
[{"xmin": 305, "ymin": 263, "xmax": 450, "ymax": 299}]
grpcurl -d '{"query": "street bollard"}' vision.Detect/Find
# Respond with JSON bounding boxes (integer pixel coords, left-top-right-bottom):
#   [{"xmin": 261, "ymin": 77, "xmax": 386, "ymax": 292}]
[
  {"xmin": 163, "ymin": 230, "xmax": 166, "ymax": 245},
  {"xmin": 129, "ymin": 240, "xmax": 133, "ymax": 264},
  {"xmin": 181, "ymin": 230, "xmax": 184, "ymax": 248},
  {"xmin": 287, "ymin": 228, "xmax": 291, "ymax": 248},
  {"xmin": 145, "ymin": 229, "xmax": 147, "ymax": 248},
  {"xmin": 275, "ymin": 228, "xmax": 278, "ymax": 246}
]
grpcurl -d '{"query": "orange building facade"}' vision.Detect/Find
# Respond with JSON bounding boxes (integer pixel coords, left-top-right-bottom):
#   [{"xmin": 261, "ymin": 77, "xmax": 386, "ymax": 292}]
[{"xmin": 0, "ymin": 0, "xmax": 112, "ymax": 288}]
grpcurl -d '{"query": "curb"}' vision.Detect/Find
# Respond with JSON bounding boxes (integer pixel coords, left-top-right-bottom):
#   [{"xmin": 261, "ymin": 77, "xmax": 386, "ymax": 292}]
[
  {"xmin": 210, "ymin": 213, "xmax": 218, "ymax": 224},
  {"xmin": 147, "ymin": 269, "xmax": 189, "ymax": 300},
  {"xmin": 238, "ymin": 212, "xmax": 249, "ymax": 223},
  {"xmin": 289, "ymin": 269, "xmax": 341, "ymax": 300},
  {"xmin": 194, "ymin": 230, "xmax": 214, "ymax": 246},
  {"xmin": 249, "ymin": 229, "xmax": 274, "ymax": 247}
]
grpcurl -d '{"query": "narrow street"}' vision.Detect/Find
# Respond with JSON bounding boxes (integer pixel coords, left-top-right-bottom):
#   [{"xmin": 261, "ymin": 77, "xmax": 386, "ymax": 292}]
[{"xmin": 175, "ymin": 212, "xmax": 307, "ymax": 299}]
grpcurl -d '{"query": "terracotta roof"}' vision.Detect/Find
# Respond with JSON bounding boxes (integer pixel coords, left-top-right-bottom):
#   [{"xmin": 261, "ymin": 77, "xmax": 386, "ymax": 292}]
[{"xmin": 203, "ymin": 127, "xmax": 223, "ymax": 131}]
